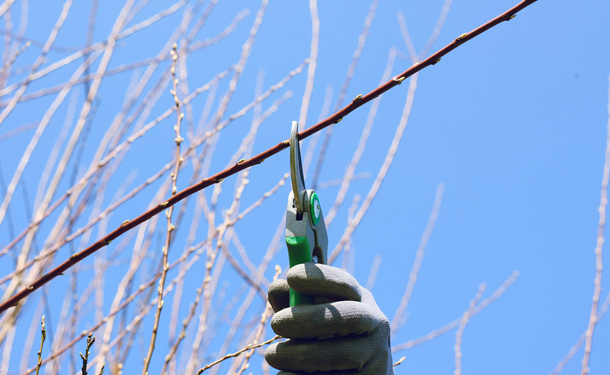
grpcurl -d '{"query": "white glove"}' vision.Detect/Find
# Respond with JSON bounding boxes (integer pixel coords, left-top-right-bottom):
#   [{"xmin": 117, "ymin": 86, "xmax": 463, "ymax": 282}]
[{"xmin": 265, "ymin": 263, "xmax": 394, "ymax": 374}]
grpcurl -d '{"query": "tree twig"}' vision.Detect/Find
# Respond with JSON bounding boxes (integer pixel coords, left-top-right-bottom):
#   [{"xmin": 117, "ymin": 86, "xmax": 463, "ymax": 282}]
[
  {"xmin": 391, "ymin": 184, "xmax": 444, "ymax": 334},
  {"xmin": 79, "ymin": 332, "xmax": 95, "ymax": 375},
  {"xmin": 35, "ymin": 315, "xmax": 46, "ymax": 375},
  {"xmin": 454, "ymin": 284, "xmax": 486, "ymax": 375},
  {"xmin": 141, "ymin": 43, "xmax": 184, "ymax": 375},
  {"xmin": 393, "ymin": 271, "xmax": 519, "ymax": 353},
  {"xmin": 580, "ymin": 73, "xmax": 610, "ymax": 375},
  {"xmin": 194, "ymin": 335, "xmax": 282, "ymax": 374}
]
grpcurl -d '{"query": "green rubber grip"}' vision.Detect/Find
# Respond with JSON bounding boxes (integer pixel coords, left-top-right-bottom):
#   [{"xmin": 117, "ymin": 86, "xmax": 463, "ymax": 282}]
[{"xmin": 286, "ymin": 236, "xmax": 314, "ymax": 306}]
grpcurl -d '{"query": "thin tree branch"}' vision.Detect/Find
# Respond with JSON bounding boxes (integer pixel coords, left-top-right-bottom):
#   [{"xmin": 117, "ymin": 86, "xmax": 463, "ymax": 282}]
[
  {"xmin": 392, "ymin": 271, "xmax": 519, "ymax": 353},
  {"xmin": 580, "ymin": 74, "xmax": 610, "ymax": 375},
  {"xmin": 391, "ymin": 183, "xmax": 444, "ymax": 334},
  {"xmin": 550, "ymin": 290, "xmax": 610, "ymax": 375},
  {"xmin": 0, "ymin": 0, "xmax": 538, "ymax": 315},
  {"xmin": 35, "ymin": 315, "xmax": 46, "ymax": 375},
  {"xmin": 141, "ymin": 44, "xmax": 184, "ymax": 375},
  {"xmin": 454, "ymin": 284, "xmax": 486, "ymax": 375}
]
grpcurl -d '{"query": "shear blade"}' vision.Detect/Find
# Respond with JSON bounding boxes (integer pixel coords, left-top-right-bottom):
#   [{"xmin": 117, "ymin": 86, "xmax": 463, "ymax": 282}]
[{"xmin": 290, "ymin": 121, "xmax": 306, "ymax": 219}]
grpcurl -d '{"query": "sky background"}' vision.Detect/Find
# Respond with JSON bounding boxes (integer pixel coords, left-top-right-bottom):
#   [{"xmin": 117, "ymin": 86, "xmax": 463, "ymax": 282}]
[{"xmin": 1, "ymin": 0, "xmax": 610, "ymax": 374}]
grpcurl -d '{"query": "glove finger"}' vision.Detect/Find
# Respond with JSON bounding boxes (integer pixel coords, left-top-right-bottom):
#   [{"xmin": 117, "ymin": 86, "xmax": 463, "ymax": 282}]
[
  {"xmin": 271, "ymin": 301, "xmax": 378, "ymax": 339},
  {"xmin": 268, "ymin": 279, "xmax": 290, "ymax": 313},
  {"xmin": 287, "ymin": 263, "xmax": 361, "ymax": 302},
  {"xmin": 265, "ymin": 335, "xmax": 375, "ymax": 373}
]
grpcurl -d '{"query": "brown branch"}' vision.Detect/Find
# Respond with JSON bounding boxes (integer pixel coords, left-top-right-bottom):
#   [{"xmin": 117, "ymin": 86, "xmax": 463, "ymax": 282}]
[
  {"xmin": 194, "ymin": 335, "xmax": 281, "ymax": 374},
  {"xmin": 79, "ymin": 332, "xmax": 95, "ymax": 375},
  {"xmin": 35, "ymin": 315, "xmax": 46, "ymax": 375},
  {"xmin": 0, "ymin": 0, "xmax": 538, "ymax": 315}
]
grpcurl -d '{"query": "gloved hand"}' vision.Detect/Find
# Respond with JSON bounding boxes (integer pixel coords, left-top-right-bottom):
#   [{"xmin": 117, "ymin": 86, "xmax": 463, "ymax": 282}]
[{"xmin": 265, "ymin": 262, "xmax": 394, "ymax": 374}]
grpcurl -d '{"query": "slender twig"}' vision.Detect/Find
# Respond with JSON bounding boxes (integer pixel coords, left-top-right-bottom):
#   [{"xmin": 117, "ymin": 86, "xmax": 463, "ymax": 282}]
[
  {"xmin": 194, "ymin": 335, "xmax": 281, "ymax": 374},
  {"xmin": 342, "ymin": 194, "xmax": 360, "ymax": 272},
  {"xmin": 393, "ymin": 271, "xmax": 519, "ymax": 353},
  {"xmin": 141, "ymin": 43, "xmax": 184, "ymax": 375},
  {"xmin": 0, "ymin": 0, "xmax": 538, "ymax": 314},
  {"xmin": 79, "ymin": 332, "xmax": 95, "ymax": 375},
  {"xmin": 397, "ymin": 11, "xmax": 418, "ymax": 63},
  {"xmin": 297, "ymin": 0, "xmax": 319, "ymax": 129},
  {"xmin": 420, "ymin": 0, "xmax": 454, "ymax": 59},
  {"xmin": 454, "ymin": 284, "xmax": 486, "ymax": 375},
  {"xmin": 311, "ymin": 0, "xmax": 380, "ymax": 189},
  {"xmin": 550, "ymin": 290, "xmax": 610, "ymax": 375},
  {"xmin": 0, "ymin": 120, "xmax": 37, "ymax": 141},
  {"xmin": 391, "ymin": 184, "xmax": 444, "ymax": 334},
  {"xmin": 365, "ymin": 255, "xmax": 382, "ymax": 291},
  {"xmin": 581, "ymin": 74, "xmax": 610, "ymax": 375},
  {"xmin": 35, "ymin": 315, "xmax": 46, "ymax": 375}
]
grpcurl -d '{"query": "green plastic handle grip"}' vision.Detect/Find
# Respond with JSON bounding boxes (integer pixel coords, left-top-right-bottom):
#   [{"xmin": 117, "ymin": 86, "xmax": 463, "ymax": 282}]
[{"xmin": 285, "ymin": 236, "xmax": 314, "ymax": 306}]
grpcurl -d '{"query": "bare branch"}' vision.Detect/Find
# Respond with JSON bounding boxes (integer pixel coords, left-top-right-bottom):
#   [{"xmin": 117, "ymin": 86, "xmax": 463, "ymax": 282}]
[
  {"xmin": 0, "ymin": 0, "xmax": 539, "ymax": 315},
  {"xmin": 580, "ymin": 73, "xmax": 610, "ymax": 375}
]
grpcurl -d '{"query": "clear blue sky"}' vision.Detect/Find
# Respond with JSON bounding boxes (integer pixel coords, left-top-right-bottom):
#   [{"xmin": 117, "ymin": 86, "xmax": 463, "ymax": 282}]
[{"xmin": 1, "ymin": 0, "xmax": 610, "ymax": 374}]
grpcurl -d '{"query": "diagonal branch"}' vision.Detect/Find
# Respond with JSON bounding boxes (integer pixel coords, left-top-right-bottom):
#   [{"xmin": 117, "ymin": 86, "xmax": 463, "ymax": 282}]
[{"xmin": 0, "ymin": 0, "xmax": 539, "ymax": 315}]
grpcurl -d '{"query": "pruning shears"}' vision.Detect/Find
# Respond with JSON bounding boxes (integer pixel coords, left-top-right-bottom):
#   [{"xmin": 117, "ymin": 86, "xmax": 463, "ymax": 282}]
[{"xmin": 285, "ymin": 121, "xmax": 328, "ymax": 306}]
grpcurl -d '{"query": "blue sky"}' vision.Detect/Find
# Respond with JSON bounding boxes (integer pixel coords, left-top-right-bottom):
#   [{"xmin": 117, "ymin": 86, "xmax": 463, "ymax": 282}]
[{"xmin": 1, "ymin": 0, "xmax": 610, "ymax": 374}]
